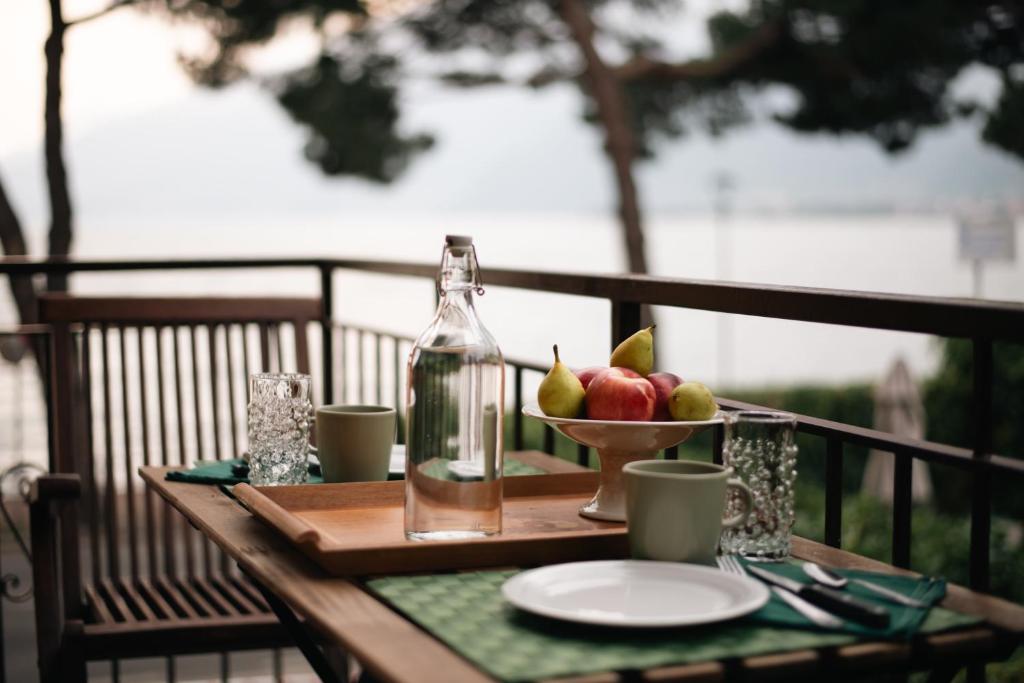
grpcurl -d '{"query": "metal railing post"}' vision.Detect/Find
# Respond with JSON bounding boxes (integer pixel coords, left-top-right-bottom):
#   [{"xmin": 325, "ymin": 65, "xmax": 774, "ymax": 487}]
[
  {"xmin": 970, "ymin": 337, "xmax": 993, "ymax": 592},
  {"xmin": 610, "ymin": 300, "xmax": 642, "ymax": 349},
  {"xmin": 892, "ymin": 450, "xmax": 912, "ymax": 568},
  {"xmin": 824, "ymin": 438, "xmax": 843, "ymax": 548},
  {"xmin": 712, "ymin": 423, "xmax": 724, "ymax": 466},
  {"xmin": 319, "ymin": 264, "xmax": 334, "ymax": 405},
  {"xmin": 513, "ymin": 366, "xmax": 524, "ymax": 451}
]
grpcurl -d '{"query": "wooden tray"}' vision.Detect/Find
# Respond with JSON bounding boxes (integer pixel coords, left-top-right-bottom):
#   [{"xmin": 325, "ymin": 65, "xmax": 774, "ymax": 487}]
[{"xmin": 233, "ymin": 472, "xmax": 628, "ymax": 575}]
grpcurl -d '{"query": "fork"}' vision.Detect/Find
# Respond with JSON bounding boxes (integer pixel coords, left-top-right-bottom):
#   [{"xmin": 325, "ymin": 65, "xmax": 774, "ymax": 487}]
[{"xmin": 716, "ymin": 555, "xmax": 843, "ymax": 629}]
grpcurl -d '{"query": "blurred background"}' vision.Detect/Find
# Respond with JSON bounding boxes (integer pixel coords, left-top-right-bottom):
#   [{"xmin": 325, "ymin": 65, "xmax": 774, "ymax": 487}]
[{"xmin": 0, "ymin": 0, "xmax": 1022, "ymax": 680}]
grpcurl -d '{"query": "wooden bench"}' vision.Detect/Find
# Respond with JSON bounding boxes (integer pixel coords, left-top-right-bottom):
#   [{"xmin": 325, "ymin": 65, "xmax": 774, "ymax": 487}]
[{"xmin": 32, "ymin": 295, "xmax": 322, "ymax": 682}]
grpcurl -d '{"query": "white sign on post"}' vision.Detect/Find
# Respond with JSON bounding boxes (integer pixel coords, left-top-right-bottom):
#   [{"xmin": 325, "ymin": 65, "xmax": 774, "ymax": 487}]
[{"xmin": 957, "ymin": 206, "xmax": 1016, "ymax": 263}]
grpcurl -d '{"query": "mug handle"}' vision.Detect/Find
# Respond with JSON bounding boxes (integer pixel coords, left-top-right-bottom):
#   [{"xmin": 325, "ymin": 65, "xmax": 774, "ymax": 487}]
[{"xmin": 722, "ymin": 479, "xmax": 753, "ymax": 529}]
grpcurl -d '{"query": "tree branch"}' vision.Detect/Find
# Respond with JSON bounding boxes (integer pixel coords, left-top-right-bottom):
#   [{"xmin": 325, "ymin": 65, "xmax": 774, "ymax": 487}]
[
  {"xmin": 613, "ymin": 19, "xmax": 784, "ymax": 83},
  {"xmin": 445, "ymin": 18, "xmax": 785, "ymax": 92},
  {"xmin": 65, "ymin": 0, "xmax": 136, "ymax": 27}
]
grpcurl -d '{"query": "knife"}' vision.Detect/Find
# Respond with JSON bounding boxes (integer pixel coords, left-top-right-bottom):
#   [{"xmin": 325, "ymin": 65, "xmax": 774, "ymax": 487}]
[
  {"xmin": 746, "ymin": 565, "xmax": 891, "ymax": 628},
  {"xmin": 770, "ymin": 587, "xmax": 843, "ymax": 629}
]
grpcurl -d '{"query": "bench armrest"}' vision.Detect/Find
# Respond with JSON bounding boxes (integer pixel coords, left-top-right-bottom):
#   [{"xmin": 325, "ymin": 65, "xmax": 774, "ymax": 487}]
[
  {"xmin": 30, "ymin": 473, "xmax": 83, "ymax": 681},
  {"xmin": 30, "ymin": 473, "xmax": 81, "ymax": 503}
]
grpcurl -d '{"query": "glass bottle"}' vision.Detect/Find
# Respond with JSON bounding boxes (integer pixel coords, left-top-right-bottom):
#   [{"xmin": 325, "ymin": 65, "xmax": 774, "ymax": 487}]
[{"xmin": 404, "ymin": 235, "xmax": 505, "ymax": 540}]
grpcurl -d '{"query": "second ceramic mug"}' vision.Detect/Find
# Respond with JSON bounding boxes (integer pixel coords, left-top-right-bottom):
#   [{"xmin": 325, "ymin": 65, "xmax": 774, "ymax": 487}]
[
  {"xmin": 623, "ymin": 460, "xmax": 753, "ymax": 566},
  {"xmin": 315, "ymin": 405, "xmax": 396, "ymax": 483}
]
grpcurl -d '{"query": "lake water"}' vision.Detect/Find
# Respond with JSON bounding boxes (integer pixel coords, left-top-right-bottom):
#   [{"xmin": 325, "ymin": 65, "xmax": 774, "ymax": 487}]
[{"xmin": 1, "ymin": 210, "xmax": 1022, "ymax": 469}]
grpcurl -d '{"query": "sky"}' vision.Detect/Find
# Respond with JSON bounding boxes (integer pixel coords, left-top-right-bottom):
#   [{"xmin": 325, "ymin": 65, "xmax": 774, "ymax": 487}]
[
  {"xmin": 1, "ymin": 0, "xmax": 1023, "ymax": 239},
  {"xmin": 0, "ymin": 1, "xmax": 1022, "ymax": 392}
]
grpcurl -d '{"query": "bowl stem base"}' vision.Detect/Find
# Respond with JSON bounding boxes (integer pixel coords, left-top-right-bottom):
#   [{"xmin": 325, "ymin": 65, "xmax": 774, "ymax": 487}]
[{"xmin": 578, "ymin": 449, "xmax": 656, "ymax": 522}]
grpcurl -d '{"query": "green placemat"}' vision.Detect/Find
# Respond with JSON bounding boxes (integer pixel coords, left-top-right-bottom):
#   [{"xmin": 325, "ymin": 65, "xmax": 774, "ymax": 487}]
[
  {"xmin": 367, "ymin": 568, "xmax": 981, "ymax": 683},
  {"xmin": 166, "ymin": 456, "xmax": 545, "ymax": 486},
  {"xmin": 166, "ymin": 459, "xmax": 323, "ymax": 486},
  {"xmin": 421, "ymin": 458, "xmax": 544, "ymax": 481},
  {"xmin": 740, "ymin": 559, "xmax": 947, "ymax": 638},
  {"xmin": 502, "ymin": 459, "xmax": 546, "ymax": 477}
]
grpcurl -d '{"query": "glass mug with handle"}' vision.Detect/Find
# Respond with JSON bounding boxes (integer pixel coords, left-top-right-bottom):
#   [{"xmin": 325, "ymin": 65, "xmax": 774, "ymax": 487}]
[
  {"xmin": 623, "ymin": 460, "xmax": 753, "ymax": 566},
  {"xmin": 719, "ymin": 411, "xmax": 798, "ymax": 561}
]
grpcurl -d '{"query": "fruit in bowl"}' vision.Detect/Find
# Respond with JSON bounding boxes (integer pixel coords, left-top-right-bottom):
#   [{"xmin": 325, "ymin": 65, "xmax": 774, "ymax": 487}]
[
  {"xmin": 646, "ymin": 372, "xmax": 684, "ymax": 421},
  {"xmin": 537, "ymin": 345, "xmax": 585, "ymax": 418},
  {"xmin": 574, "ymin": 366, "xmax": 605, "ymax": 390},
  {"xmin": 609, "ymin": 325, "xmax": 655, "ymax": 376},
  {"xmin": 537, "ymin": 328, "xmax": 718, "ymax": 422},
  {"xmin": 585, "ymin": 367, "xmax": 656, "ymax": 421},
  {"xmin": 669, "ymin": 382, "xmax": 717, "ymax": 421}
]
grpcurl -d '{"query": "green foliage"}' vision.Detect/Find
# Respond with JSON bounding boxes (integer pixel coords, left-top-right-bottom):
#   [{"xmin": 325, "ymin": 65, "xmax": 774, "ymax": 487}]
[
  {"xmin": 146, "ymin": 0, "xmax": 433, "ymax": 183},
  {"xmin": 730, "ymin": 383, "xmax": 874, "ymax": 491},
  {"xmin": 712, "ymin": 2, "xmax": 1024, "ymax": 158},
  {"xmin": 150, "ymin": 0, "xmax": 365, "ymax": 86},
  {"xmin": 275, "ymin": 52, "xmax": 434, "ymax": 182},
  {"xmin": 983, "ymin": 80, "xmax": 1024, "ymax": 159},
  {"xmin": 923, "ymin": 339, "xmax": 1024, "ymax": 516},
  {"xmin": 924, "ymin": 339, "xmax": 1024, "ymax": 458},
  {"xmin": 403, "ymin": 0, "xmax": 564, "ymax": 54},
  {"xmin": 148, "ymin": 0, "xmax": 1024, "ymax": 183}
]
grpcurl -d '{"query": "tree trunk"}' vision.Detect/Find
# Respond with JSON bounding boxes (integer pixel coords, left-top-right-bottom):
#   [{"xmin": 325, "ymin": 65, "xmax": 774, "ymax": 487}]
[
  {"xmin": 45, "ymin": 0, "xmax": 72, "ymax": 291},
  {"xmin": 0, "ymin": 171, "xmax": 45, "ymax": 374},
  {"xmin": 0, "ymin": 173, "xmax": 37, "ymax": 329},
  {"xmin": 559, "ymin": 0, "xmax": 649, "ymax": 278}
]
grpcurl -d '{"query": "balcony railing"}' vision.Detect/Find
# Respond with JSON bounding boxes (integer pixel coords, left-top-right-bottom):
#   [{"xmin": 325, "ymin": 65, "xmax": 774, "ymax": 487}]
[{"xmin": 1, "ymin": 255, "xmax": 1022, "ymax": 604}]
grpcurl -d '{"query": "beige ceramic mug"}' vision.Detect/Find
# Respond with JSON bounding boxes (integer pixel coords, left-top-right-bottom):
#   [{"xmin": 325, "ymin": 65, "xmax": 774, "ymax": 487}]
[
  {"xmin": 315, "ymin": 405, "xmax": 396, "ymax": 483},
  {"xmin": 623, "ymin": 460, "xmax": 753, "ymax": 565}
]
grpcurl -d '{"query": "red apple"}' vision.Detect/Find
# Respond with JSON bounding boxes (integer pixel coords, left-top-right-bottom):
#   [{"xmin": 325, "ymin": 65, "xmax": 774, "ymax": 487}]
[
  {"xmin": 574, "ymin": 366, "xmax": 606, "ymax": 391},
  {"xmin": 647, "ymin": 372, "xmax": 684, "ymax": 421},
  {"xmin": 585, "ymin": 367, "xmax": 656, "ymax": 421}
]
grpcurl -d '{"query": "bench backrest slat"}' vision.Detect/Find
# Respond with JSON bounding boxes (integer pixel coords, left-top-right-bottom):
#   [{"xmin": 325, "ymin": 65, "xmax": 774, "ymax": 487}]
[{"xmin": 40, "ymin": 295, "xmax": 321, "ymax": 585}]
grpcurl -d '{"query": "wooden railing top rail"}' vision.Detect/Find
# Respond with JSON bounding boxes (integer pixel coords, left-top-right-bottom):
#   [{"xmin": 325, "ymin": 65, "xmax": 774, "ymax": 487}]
[
  {"xmin": 2, "ymin": 257, "xmax": 1023, "ymax": 342},
  {"xmin": 38, "ymin": 294, "xmax": 323, "ymax": 324}
]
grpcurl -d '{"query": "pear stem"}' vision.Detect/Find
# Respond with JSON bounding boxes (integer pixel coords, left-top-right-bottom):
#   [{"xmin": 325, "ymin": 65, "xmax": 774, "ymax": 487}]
[{"xmin": 553, "ymin": 344, "xmax": 561, "ymax": 364}]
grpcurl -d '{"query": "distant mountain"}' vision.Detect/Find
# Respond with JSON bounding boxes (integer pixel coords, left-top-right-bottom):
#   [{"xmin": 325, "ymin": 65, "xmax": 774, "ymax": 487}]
[{"xmin": 2, "ymin": 80, "xmax": 1022, "ymax": 232}]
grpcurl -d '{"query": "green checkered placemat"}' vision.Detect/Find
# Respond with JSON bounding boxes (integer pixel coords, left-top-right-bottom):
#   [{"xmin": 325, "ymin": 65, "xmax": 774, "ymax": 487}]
[
  {"xmin": 367, "ymin": 570, "xmax": 980, "ymax": 683},
  {"xmin": 502, "ymin": 459, "xmax": 546, "ymax": 477},
  {"xmin": 168, "ymin": 456, "xmax": 545, "ymax": 486},
  {"xmin": 421, "ymin": 457, "xmax": 544, "ymax": 481}
]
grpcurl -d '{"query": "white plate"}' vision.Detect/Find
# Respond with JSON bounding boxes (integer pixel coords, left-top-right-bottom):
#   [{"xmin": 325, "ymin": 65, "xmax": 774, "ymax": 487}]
[
  {"xmin": 502, "ymin": 560, "xmax": 769, "ymax": 628},
  {"xmin": 389, "ymin": 444, "xmax": 406, "ymax": 476},
  {"xmin": 446, "ymin": 460, "xmax": 485, "ymax": 479}
]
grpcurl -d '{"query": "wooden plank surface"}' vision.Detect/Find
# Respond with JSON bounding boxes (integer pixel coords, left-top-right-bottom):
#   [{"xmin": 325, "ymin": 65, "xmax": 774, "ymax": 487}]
[
  {"xmin": 140, "ymin": 452, "xmax": 1024, "ymax": 683},
  {"xmin": 233, "ymin": 472, "xmax": 627, "ymax": 575},
  {"xmin": 140, "ymin": 465, "xmax": 494, "ymax": 683}
]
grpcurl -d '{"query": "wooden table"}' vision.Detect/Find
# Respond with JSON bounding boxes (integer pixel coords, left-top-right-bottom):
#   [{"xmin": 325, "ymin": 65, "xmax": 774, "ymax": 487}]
[{"xmin": 140, "ymin": 453, "xmax": 1024, "ymax": 683}]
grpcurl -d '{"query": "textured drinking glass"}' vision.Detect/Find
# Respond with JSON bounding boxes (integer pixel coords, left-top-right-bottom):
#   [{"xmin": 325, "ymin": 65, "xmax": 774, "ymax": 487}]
[
  {"xmin": 719, "ymin": 411, "xmax": 798, "ymax": 560},
  {"xmin": 247, "ymin": 373, "xmax": 313, "ymax": 486}
]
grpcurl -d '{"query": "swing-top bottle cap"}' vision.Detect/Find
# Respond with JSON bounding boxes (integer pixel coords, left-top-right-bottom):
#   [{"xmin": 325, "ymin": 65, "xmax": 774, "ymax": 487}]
[{"xmin": 445, "ymin": 235, "xmax": 473, "ymax": 247}]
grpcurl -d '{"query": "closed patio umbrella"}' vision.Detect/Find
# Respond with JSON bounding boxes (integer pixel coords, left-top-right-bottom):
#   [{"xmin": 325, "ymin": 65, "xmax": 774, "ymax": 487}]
[{"xmin": 862, "ymin": 357, "xmax": 933, "ymax": 503}]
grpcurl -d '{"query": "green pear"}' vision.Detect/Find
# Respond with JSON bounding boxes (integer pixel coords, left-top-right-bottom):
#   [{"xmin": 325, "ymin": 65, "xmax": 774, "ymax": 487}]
[
  {"xmin": 538, "ymin": 345, "xmax": 586, "ymax": 418},
  {"xmin": 609, "ymin": 325, "xmax": 655, "ymax": 377},
  {"xmin": 668, "ymin": 382, "xmax": 718, "ymax": 421}
]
